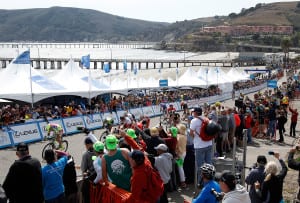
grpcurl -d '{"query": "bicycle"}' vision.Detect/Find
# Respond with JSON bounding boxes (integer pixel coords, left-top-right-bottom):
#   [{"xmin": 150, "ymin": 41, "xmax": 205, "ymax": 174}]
[
  {"xmin": 99, "ymin": 123, "xmax": 119, "ymax": 142},
  {"xmin": 42, "ymin": 135, "xmax": 68, "ymax": 159}
]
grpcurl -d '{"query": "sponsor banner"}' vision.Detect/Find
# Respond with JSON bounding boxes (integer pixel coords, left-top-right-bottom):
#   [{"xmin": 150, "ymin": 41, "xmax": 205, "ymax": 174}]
[
  {"xmin": 0, "ymin": 130, "xmax": 12, "ymax": 149},
  {"xmin": 39, "ymin": 119, "xmax": 64, "ymax": 139},
  {"xmin": 130, "ymin": 108, "xmax": 143, "ymax": 120},
  {"xmin": 84, "ymin": 114, "xmax": 103, "ymax": 129},
  {"xmin": 153, "ymin": 105, "xmax": 162, "ymax": 116},
  {"xmin": 62, "ymin": 116, "xmax": 85, "ymax": 134},
  {"xmin": 102, "ymin": 112, "xmax": 119, "ymax": 125},
  {"xmin": 187, "ymin": 99, "xmax": 200, "ymax": 108},
  {"xmin": 142, "ymin": 106, "xmax": 155, "ymax": 117},
  {"xmin": 10, "ymin": 123, "xmax": 42, "ymax": 145}
]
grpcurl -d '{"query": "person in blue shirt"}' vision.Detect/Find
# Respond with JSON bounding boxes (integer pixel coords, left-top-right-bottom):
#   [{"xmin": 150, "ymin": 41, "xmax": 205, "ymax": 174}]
[
  {"xmin": 192, "ymin": 163, "xmax": 221, "ymax": 203},
  {"xmin": 42, "ymin": 149, "xmax": 68, "ymax": 203}
]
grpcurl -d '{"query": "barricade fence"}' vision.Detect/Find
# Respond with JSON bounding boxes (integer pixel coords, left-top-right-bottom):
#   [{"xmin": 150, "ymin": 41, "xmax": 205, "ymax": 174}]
[{"xmin": 0, "ymin": 83, "xmax": 267, "ymax": 149}]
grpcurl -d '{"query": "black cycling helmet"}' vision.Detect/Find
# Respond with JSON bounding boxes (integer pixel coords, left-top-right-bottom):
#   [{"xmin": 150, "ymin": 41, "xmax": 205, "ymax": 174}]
[{"xmin": 200, "ymin": 163, "xmax": 216, "ymax": 179}]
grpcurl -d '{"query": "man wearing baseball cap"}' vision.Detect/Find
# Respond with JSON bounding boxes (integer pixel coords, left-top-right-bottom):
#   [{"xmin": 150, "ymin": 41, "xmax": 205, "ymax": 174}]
[
  {"xmin": 3, "ymin": 143, "xmax": 44, "ymax": 203},
  {"xmin": 219, "ymin": 171, "xmax": 250, "ymax": 203},
  {"xmin": 246, "ymin": 155, "xmax": 267, "ymax": 203},
  {"xmin": 154, "ymin": 144, "xmax": 173, "ymax": 203},
  {"xmin": 102, "ymin": 134, "xmax": 132, "ymax": 191}
]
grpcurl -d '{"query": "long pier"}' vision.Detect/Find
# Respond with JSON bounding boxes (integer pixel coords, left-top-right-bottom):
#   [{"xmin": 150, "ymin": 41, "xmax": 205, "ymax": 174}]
[
  {"xmin": 0, "ymin": 57, "xmax": 244, "ymax": 70},
  {"xmin": 0, "ymin": 42, "xmax": 157, "ymax": 49}
]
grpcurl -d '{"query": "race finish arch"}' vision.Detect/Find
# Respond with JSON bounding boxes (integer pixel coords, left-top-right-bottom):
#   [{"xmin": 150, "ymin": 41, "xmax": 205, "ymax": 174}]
[{"xmin": 244, "ymin": 69, "xmax": 271, "ymax": 78}]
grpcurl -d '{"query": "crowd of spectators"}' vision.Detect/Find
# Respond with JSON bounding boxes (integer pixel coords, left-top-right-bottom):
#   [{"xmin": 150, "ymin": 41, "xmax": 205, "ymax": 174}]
[{"xmin": 0, "ymin": 68, "xmax": 294, "ymax": 129}]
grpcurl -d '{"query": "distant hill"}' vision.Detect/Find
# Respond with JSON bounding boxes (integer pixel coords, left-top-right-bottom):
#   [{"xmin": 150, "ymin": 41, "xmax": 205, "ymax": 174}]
[
  {"xmin": 1, "ymin": 2, "xmax": 300, "ymax": 43},
  {"xmin": 0, "ymin": 7, "xmax": 169, "ymax": 42}
]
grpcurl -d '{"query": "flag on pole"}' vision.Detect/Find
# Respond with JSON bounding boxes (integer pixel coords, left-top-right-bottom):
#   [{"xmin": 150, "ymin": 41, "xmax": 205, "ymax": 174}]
[
  {"xmin": 133, "ymin": 65, "xmax": 138, "ymax": 75},
  {"xmin": 13, "ymin": 50, "xmax": 30, "ymax": 64},
  {"xmin": 123, "ymin": 60, "xmax": 127, "ymax": 73},
  {"xmin": 158, "ymin": 65, "xmax": 162, "ymax": 73},
  {"xmin": 81, "ymin": 54, "xmax": 90, "ymax": 69},
  {"xmin": 215, "ymin": 67, "xmax": 219, "ymax": 73},
  {"xmin": 104, "ymin": 63, "xmax": 110, "ymax": 73}
]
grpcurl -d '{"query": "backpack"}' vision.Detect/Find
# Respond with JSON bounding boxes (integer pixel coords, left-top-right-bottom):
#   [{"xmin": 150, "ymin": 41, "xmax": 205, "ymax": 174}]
[
  {"xmin": 197, "ymin": 117, "xmax": 221, "ymax": 141},
  {"xmin": 145, "ymin": 166, "xmax": 164, "ymax": 201}
]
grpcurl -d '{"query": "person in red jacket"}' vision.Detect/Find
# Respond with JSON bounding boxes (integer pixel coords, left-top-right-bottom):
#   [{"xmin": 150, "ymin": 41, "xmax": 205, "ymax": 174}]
[
  {"xmin": 289, "ymin": 106, "xmax": 298, "ymax": 137},
  {"xmin": 244, "ymin": 109, "xmax": 253, "ymax": 144},
  {"xmin": 128, "ymin": 150, "xmax": 158, "ymax": 203}
]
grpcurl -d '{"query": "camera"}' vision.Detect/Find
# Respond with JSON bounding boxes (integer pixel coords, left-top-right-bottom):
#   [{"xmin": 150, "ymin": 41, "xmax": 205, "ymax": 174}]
[
  {"xmin": 211, "ymin": 188, "xmax": 223, "ymax": 201},
  {"xmin": 268, "ymin": 151, "xmax": 275, "ymax": 155}
]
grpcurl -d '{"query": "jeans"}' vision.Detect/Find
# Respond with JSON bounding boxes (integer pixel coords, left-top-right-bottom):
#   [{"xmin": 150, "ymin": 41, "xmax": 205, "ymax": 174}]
[
  {"xmin": 247, "ymin": 128, "xmax": 252, "ymax": 143},
  {"xmin": 267, "ymin": 120, "xmax": 276, "ymax": 137},
  {"xmin": 195, "ymin": 145, "xmax": 212, "ymax": 185}
]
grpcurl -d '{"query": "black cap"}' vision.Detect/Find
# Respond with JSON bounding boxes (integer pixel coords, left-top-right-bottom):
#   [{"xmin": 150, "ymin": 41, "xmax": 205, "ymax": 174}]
[
  {"xmin": 84, "ymin": 137, "xmax": 93, "ymax": 145},
  {"xmin": 257, "ymin": 155, "xmax": 267, "ymax": 165},
  {"xmin": 192, "ymin": 107, "xmax": 202, "ymax": 115},
  {"xmin": 129, "ymin": 150, "xmax": 145, "ymax": 165},
  {"xmin": 220, "ymin": 171, "xmax": 236, "ymax": 190},
  {"xmin": 16, "ymin": 143, "xmax": 28, "ymax": 152}
]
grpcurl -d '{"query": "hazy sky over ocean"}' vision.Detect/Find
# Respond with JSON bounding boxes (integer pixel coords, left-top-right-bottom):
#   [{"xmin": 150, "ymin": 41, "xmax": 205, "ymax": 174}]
[{"xmin": 0, "ymin": 0, "xmax": 297, "ymax": 22}]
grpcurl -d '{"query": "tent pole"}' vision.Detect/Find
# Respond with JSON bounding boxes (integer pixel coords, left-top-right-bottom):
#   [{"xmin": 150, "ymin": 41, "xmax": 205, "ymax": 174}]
[{"xmin": 29, "ymin": 61, "xmax": 34, "ymax": 109}]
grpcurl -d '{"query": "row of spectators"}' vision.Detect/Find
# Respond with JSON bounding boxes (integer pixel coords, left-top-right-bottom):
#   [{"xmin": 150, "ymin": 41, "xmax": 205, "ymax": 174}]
[{"xmin": 0, "ymin": 69, "xmax": 289, "ymax": 127}]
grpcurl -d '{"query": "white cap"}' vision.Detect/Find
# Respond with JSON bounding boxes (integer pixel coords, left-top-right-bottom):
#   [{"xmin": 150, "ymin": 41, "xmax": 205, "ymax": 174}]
[{"xmin": 154, "ymin": 144, "xmax": 168, "ymax": 151}]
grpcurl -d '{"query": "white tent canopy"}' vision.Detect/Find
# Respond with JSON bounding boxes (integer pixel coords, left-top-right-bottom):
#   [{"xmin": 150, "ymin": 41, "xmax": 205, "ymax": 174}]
[
  {"xmin": 0, "ymin": 57, "xmax": 68, "ymax": 103},
  {"xmin": 50, "ymin": 59, "xmax": 110, "ymax": 97},
  {"xmin": 178, "ymin": 67, "xmax": 206, "ymax": 87}
]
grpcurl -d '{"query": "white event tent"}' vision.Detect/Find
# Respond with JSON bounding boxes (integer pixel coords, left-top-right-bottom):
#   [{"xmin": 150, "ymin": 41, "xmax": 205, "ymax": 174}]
[
  {"xmin": 0, "ymin": 51, "xmax": 68, "ymax": 103},
  {"xmin": 50, "ymin": 59, "xmax": 110, "ymax": 98}
]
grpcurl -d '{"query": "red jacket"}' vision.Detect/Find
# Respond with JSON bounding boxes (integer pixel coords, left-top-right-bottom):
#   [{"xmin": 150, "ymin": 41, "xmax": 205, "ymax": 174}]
[
  {"xmin": 244, "ymin": 115, "xmax": 253, "ymax": 129},
  {"xmin": 128, "ymin": 164, "xmax": 157, "ymax": 203},
  {"xmin": 289, "ymin": 107, "xmax": 299, "ymax": 123},
  {"xmin": 234, "ymin": 113, "xmax": 241, "ymax": 127}
]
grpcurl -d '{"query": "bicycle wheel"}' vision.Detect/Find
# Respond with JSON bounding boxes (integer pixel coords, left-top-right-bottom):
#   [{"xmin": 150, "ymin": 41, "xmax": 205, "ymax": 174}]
[
  {"xmin": 99, "ymin": 131, "xmax": 109, "ymax": 142},
  {"xmin": 42, "ymin": 143, "xmax": 55, "ymax": 159},
  {"xmin": 61, "ymin": 140, "xmax": 68, "ymax": 152}
]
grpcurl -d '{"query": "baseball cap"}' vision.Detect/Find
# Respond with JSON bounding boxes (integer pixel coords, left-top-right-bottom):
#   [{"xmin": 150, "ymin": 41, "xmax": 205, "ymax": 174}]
[
  {"xmin": 129, "ymin": 150, "xmax": 145, "ymax": 161},
  {"xmin": 126, "ymin": 128, "xmax": 137, "ymax": 139},
  {"xmin": 154, "ymin": 143, "xmax": 168, "ymax": 151},
  {"xmin": 257, "ymin": 155, "xmax": 267, "ymax": 165},
  {"xmin": 84, "ymin": 137, "xmax": 93, "ymax": 145},
  {"xmin": 16, "ymin": 143, "xmax": 28, "ymax": 152},
  {"xmin": 105, "ymin": 134, "xmax": 118, "ymax": 150},
  {"xmin": 192, "ymin": 107, "xmax": 202, "ymax": 115},
  {"xmin": 220, "ymin": 171, "xmax": 236, "ymax": 189},
  {"xmin": 93, "ymin": 141, "xmax": 105, "ymax": 153},
  {"xmin": 170, "ymin": 126, "xmax": 178, "ymax": 138}
]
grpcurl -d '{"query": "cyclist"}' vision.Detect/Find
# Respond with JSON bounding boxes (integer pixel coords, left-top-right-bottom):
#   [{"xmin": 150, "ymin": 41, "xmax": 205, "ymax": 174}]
[
  {"xmin": 160, "ymin": 102, "xmax": 167, "ymax": 115},
  {"xmin": 192, "ymin": 163, "xmax": 221, "ymax": 203},
  {"xmin": 103, "ymin": 117, "xmax": 114, "ymax": 133},
  {"xmin": 45, "ymin": 123, "xmax": 64, "ymax": 149},
  {"xmin": 119, "ymin": 115, "xmax": 133, "ymax": 129}
]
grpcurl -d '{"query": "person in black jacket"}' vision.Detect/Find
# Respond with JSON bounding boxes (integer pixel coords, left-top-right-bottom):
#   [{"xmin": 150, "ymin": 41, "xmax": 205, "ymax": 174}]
[
  {"xmin": 57, "ymin": 153, "xmax": 78, "ymax": 203},
  {"xmin": 2, "ymin": 143, "xmax": 44, "ymax": 203},
  {"xmin": 288, "ymin": 146, "xmax": 300, "ymax": 201},
  {"xmin": 255, "ymin": 152, "xmax": 288, "ymax": 203}
]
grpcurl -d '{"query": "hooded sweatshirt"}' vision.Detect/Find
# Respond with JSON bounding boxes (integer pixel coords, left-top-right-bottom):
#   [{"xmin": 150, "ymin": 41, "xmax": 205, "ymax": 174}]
[
  {"xmin": 222, "ymin": 184, "xmax": 251, "ymax": 203},
  {"xmin": 154, "ymin": 152, "xmax": 173, "ymax": 184}
]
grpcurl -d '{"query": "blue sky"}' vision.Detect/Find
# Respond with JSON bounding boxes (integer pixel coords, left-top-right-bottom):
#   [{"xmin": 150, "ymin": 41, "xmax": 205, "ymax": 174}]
[{"xmin": 0, "ymin": 0, "xmax": 297, "ymax": 22}]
